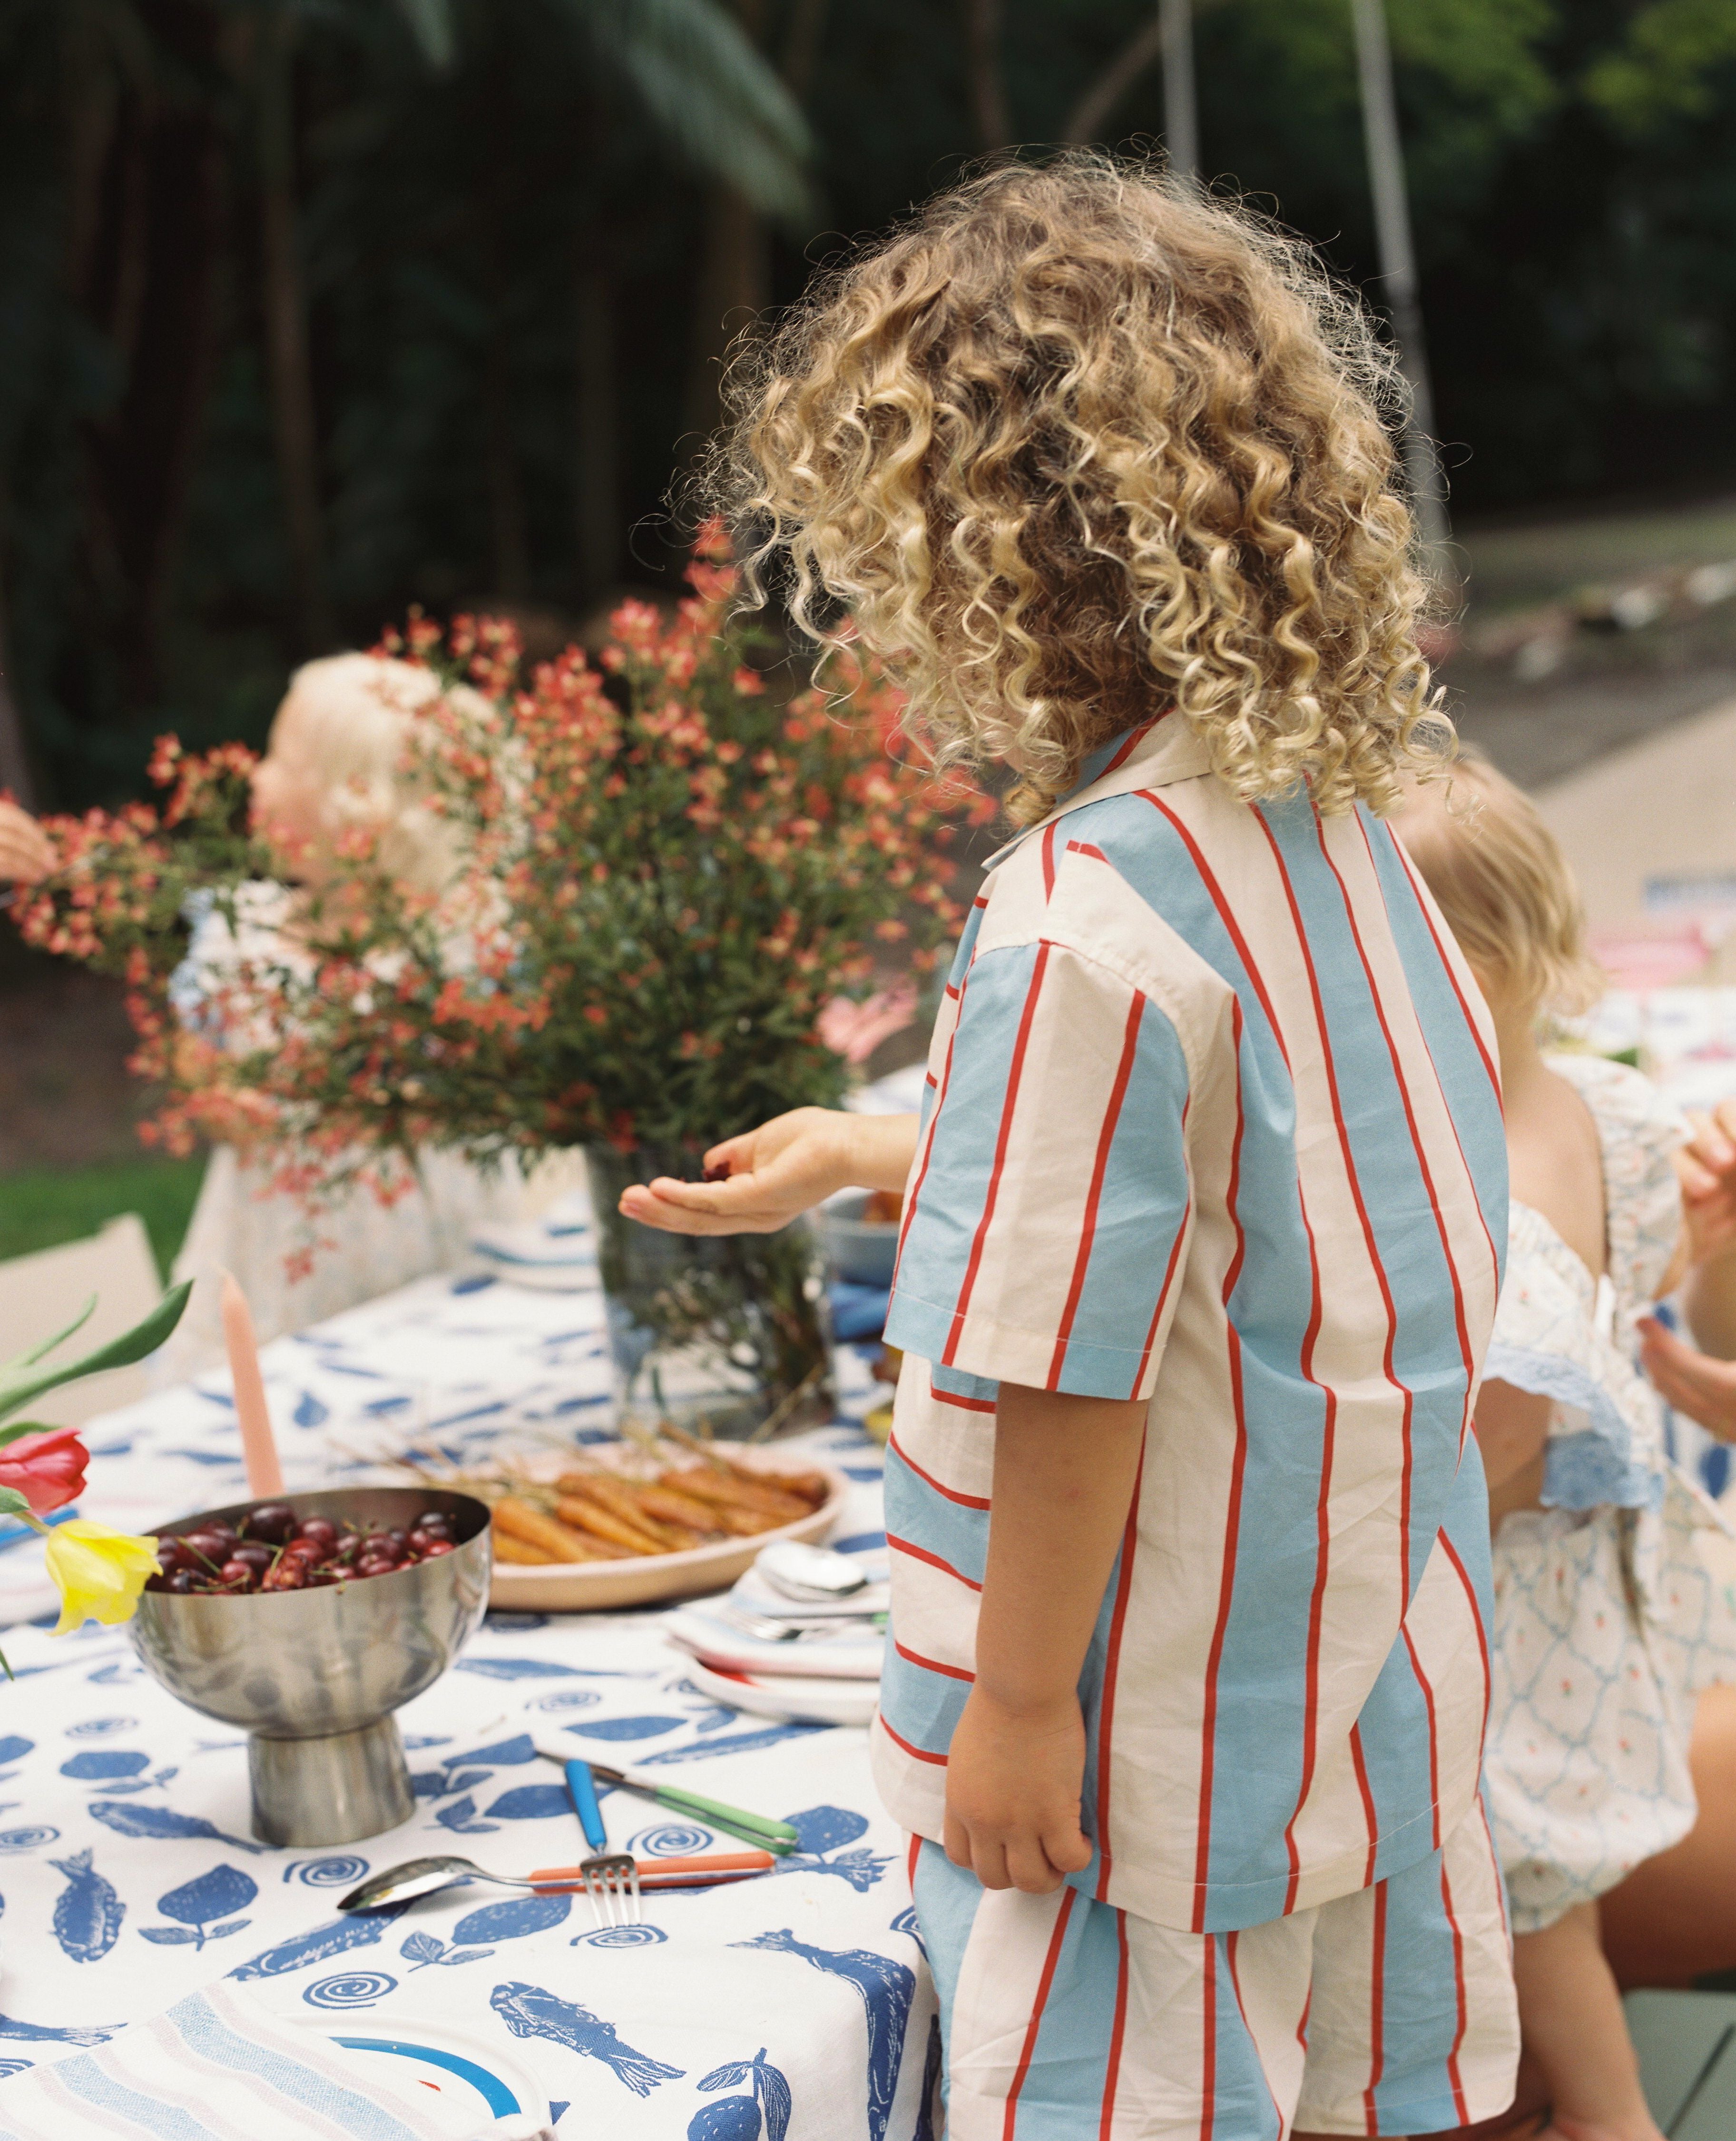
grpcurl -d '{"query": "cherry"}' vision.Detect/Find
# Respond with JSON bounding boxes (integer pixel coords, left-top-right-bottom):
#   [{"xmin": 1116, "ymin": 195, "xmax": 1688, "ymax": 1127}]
[
  {"xmin": 261, "ymin": 1557, "xmax": 307, "ymax": 1591},
  {"xmin": 420, "ymin": 1539, "xmax": 455, "ymax": 1558},
  {"xmin": 231, "ymin": 1542, "xmax": 273, "ymax": 1575},
  {"xmin": 155, "ymin": 1537, "xmax": 192, "ymax": 1575},
  {"xmin": 356, "ymin": 1555, "xmax": 397, "ymax": 1579},
  {"xmin": 218, "ymin": 1559, "xmax": 257, "ymax": 1589},
  {"xmin": 244, "ymin": 1503, "xmax": 296, "ymax": 1545},
  {"xmin": 180, "ymin": 1530, "xmax": 229, "ymax": 1570},
  {"xmin": 295, "ymin": 1517, "xmax": 338, "ymax": 1549},
  {"xmin": 166, "ymin": 1570, "xmax": 196, "ymax": 1594},
  {"xmin": 283, "ymin": 1538, "xmax": 323, "ymax": 1561},
  {"xmin": 412, "ymin": 1511, "xmax": 451, "ymax": 1536}
]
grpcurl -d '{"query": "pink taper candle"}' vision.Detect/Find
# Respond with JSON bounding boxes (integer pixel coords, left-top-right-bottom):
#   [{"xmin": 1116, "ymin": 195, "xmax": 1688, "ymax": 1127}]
[{"xmin": 220, "ymin": 1273, "xmax": 284, "ymax": 1498}]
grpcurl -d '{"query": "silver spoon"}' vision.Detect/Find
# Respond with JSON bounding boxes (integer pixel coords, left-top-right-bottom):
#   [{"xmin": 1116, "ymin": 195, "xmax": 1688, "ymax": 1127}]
[{"xmin": 339, "ymin": 1855, "xmax": 569, "ymax": 1913}]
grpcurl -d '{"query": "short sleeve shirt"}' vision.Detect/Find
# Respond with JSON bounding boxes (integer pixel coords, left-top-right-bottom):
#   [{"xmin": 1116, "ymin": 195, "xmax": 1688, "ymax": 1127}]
[{"xmin": 874, "ymin": 715, "xmax": 1509, "ymax": 1935}]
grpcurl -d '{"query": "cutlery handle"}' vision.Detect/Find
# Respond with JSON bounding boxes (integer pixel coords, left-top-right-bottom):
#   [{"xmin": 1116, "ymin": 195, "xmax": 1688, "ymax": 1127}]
[
  {"xmin": 564, "ymin": 1759, "xmax": 609, "ymax": 1855},
  {"xmin": 649, "ymin": 1782, "xmax": 800, "ymax": 1851},
  {"xmin": 529, "ymin": 1850, "xmax": 773, "ymax": 1885}
]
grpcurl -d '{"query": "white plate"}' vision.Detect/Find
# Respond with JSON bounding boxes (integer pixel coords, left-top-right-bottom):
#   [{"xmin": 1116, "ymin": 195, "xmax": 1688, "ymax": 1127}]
[
  {"xmin": 685, "ymin": 1658, "xmax": 882, "ymax": 1728},
  {"xmin": 282, "ymin": 2011, "xmax": 550, "ymax": 2137},
  {"xmin": 487, "ymin": 1444, "xmax": 847, "ymax": 1612}
]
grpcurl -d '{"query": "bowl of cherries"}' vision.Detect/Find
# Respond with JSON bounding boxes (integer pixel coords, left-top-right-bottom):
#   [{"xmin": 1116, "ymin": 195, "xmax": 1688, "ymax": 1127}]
[
  {"xmin": 148, "ymin": 1499, "xmax": 466, "ymax": 1595},
  {"xmin": 131, "ymin": 1487, "xmax": 491, "ymax": 1847}
]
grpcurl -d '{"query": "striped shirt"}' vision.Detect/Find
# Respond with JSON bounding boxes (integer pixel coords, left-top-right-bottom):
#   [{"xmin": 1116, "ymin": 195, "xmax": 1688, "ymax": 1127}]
[{"xmin": 873, "ymin": 714, "xmax": 1508, "ymax": 1936}]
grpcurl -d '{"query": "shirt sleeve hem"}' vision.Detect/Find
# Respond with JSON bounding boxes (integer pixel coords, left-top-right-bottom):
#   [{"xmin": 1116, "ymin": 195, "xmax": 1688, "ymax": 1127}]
[{"xmin": 885, "ymin": 1289, "xmax": 1152, "ymax": 1401}]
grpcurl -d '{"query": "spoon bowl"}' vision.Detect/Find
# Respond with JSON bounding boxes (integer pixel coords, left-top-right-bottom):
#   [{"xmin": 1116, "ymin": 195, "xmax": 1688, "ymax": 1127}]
[{"xmin": 339, "ymin": 1855, "xmax": 539, "ymax": 1913}]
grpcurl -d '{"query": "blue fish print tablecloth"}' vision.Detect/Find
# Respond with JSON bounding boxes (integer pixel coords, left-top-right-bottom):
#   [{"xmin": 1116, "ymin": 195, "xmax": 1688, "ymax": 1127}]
[{"xmin": 0, "ymin": 1251, "xmax": 930, "ymax": 2140}]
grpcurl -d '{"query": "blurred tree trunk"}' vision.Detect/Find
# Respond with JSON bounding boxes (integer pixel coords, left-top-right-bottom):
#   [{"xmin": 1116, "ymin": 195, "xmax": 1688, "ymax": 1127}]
[
  {"xmin": 0, "ymin": 477, "xmax": 31, "ymax": 808},
  {"xmin": 575, "ymin": 258, "xmax": 618, "ymax": 605},
  {"xmin": 72, "ymin": 0, "xmax": 226, "ymax": 715},
  {"xmin": 960, "ymin": 0, "xmax": 1011, "ymax": 151},
  {"xmin": 682, "ymin": 0, "xmax": 772, "ymax": 455},
  {"xmin": 480, "ymin": 31, "xmax": 530, "ymax": 602},
  {"xmin": 255, "ymin": 8, "xmax": 333, "ymax": 657}
]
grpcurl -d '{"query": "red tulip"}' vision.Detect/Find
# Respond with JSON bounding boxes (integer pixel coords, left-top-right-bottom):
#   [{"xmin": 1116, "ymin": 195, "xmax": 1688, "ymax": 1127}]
[{"xmin": 0, "ymin": 1427, "xmax": 89, "ymax": 1514}]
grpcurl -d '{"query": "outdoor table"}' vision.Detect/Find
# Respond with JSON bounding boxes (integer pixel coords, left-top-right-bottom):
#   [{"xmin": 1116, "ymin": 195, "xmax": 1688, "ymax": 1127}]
[{"xmin": 0, "ymin": 1241, "xmax": 932, "ymax": 2140}]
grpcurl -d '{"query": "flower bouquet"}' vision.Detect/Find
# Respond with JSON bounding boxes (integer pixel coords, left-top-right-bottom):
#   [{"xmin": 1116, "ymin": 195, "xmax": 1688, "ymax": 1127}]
[{"xmin": 13, "ymin": 527, "xmax": 988, "ymax": 1435}]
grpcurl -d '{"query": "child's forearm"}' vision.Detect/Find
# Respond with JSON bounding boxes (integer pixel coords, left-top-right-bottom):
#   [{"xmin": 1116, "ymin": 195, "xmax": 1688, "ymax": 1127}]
[
  {"xmin": 1686, "ymin": 1250, "xmax": 1736, "ymax": 1362},
  {"xmin": 975, "ymin": 1382, "xmax": 1148, "ymax": 1712}
]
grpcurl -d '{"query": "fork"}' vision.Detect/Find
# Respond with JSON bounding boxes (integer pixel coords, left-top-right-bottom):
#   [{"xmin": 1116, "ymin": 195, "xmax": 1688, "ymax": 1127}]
[{"xmin": 565, "ymin": 1757, "xmax": 640, "ymax": 1927}]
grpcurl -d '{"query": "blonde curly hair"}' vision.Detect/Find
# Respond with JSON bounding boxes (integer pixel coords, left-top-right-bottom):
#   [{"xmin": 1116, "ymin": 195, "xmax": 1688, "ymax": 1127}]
[{"xmin": 716, "ymin": 153, "xmax": 1446, "ymax": 822}]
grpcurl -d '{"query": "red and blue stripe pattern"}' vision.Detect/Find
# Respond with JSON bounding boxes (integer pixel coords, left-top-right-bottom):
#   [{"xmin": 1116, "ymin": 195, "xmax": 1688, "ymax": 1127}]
[{"xmin": 875, "ymin": 716, "xmax": 1508, "ymax": 1940}]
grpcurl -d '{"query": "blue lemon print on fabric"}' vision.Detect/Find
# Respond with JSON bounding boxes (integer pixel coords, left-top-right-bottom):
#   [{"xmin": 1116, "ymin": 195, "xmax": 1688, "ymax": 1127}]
[
  {"xmin": 483, "ymin": 1785, "xmax": 572, "ymax": 1823},
  {"xmin": 140, "ymin": 1865, "xmax": 257, "ymax": 1948},
  {"xmin": 59, "ymin": 1750, "xmax": 148, "ymax": 1782},
  {"xmin": 451, "ymin": 1893, "xmax": 571, "ymax": 1945},
  {"xmin": 304, "ymin": 1972, "xmax": 396, "ymax": 2009},
  {"xmin": 784, "ymin": 1807, "xmax": 868, "ymax": 1855},
  {"xmin": 64, "ymin": 1718, "xmax": 136, "ymax": 1740},
  {"xmin": 0, "ymin": 1740, "xmax": 31, "ymax": 1769},
  {"xmin": 691, "ymin": 2050, "xmax": 792, "ymax": 2141}
]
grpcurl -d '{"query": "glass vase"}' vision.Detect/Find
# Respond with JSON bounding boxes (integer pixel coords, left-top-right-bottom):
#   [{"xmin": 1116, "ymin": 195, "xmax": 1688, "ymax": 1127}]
[{"xmin": 584, "ymin": 1144, "xmax": 834, "ymax": 1441}]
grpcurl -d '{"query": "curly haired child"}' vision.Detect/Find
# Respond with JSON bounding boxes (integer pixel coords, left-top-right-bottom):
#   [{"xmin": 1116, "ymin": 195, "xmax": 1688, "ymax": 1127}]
[{"xmin": 628, "ymin": 155, "xmax": 1518, "ymax": 2140}]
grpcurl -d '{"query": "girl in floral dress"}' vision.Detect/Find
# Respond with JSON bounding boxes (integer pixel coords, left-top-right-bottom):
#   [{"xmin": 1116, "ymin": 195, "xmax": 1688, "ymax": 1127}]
[{"xmin": 1398, "ymin": 750, "xmax": 1736, "ymax": 2141}]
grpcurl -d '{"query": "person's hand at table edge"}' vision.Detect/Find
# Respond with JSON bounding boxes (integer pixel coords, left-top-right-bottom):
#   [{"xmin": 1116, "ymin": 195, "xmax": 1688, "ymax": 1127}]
[
  {"xmin": 0, "ymin": 799, "xmax": 53, "ymax": 885},
  {"xmin": 618, "ymin": 1106, "xmax": 918, "ymax": 1237},
  {"xmin": 1679, "ymin": 1095, "xmax": 1736, "ymax": 1360},
  {"xmin": 1639, "ymin": 1314, "xmax": 1736, "ymax": 1440}
]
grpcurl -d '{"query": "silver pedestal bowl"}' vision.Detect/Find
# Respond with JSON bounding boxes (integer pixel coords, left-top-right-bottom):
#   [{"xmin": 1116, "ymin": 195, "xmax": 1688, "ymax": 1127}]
[{"xmin": 130, "ymin": 1487, "xmax": 492, "ymax": 1847}]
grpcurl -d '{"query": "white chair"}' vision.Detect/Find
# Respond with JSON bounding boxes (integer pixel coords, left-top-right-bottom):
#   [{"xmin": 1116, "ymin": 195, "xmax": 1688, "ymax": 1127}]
[{"xmin": 0, "ymin": 1214, "xmax": 163, "ymax": 1426}]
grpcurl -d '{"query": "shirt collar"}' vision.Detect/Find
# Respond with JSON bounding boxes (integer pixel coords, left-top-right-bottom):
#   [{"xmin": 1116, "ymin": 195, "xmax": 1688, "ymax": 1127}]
[{"xmin": 982, "ymin": 710, "xmax": 1213, "ymax": 871}]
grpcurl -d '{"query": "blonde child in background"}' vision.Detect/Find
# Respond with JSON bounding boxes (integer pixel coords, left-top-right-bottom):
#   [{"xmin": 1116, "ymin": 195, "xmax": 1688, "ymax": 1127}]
[
  {"xmin": 1396, "ymin": 749, "xmax": 1736, "ymax": 2141},
  {"xmin": 161, "ymin": 651, "xmax": 572, "ymax": 1377}
]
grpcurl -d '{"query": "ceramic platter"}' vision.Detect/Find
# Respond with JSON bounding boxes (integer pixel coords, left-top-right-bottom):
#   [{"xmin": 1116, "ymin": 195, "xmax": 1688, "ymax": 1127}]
[{"xmin": 485, "ymin": 1442, "xmax": 848, "ymax": 1612}]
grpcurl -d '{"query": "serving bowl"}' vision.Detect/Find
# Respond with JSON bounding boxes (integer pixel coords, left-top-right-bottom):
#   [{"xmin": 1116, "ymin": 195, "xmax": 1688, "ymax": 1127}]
[{"xmin": 130, "ymin": 1486, "xmax": 490, "ymax": 1846}]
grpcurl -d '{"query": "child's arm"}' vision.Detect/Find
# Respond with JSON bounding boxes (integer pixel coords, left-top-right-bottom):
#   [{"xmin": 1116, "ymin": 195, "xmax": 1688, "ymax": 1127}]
[
  {"xmin": 1475, "ymin": 1378, "xmax": 1552, "ymax": 1530},
  {"xmin": 1639, "ymin": 1316, "xmax": 1736, "ymax": 1440},
  {"xmin": 943, "ymin": 1380, "xmax": 1147, "ymax": 1894},
  {"xmin": 617, "ymin": 1108, "xmax": 918, "ymax": 1236},
  {"xmin": 1680, "ymin": 1097, "xmax": 1736, "ymax": 1360}
]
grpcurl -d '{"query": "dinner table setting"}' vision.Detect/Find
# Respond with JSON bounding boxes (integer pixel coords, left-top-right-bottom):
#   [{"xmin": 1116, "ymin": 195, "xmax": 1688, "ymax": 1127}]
[{"xmin": 0, "ymin": 1185, "xmax": 932, "ymax": 2141}]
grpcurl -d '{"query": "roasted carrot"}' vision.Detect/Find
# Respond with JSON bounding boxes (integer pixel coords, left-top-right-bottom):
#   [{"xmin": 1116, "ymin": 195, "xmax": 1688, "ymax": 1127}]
[
  {"xmin": 575, "ymin": 1475, "xmax": 706, "ymax": 1551},
  {"xmin": 493, "ymin": 1497, "xmax": 603, "ymax": 1563},
  {"xmin": 553, "ymin": 1493, "xmax": 669, "ymax": 1557},
  {"xmin": 661, "ymin": 1467, "xmax": 811, "ymax": 1524},
  {"xmin": 492, "ymin": 1532, "xmax": 556, "ymax": 1564}
]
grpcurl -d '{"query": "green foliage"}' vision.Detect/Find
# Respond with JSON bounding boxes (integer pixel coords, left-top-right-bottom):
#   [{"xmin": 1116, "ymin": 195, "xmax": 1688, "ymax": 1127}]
[
  {"xmin": 0, "ymin": 1280, "xmax": 192, "ymax": 1434},
  {"xmin": 0, "ymin": 1157, "xmax": 208, "ymax": 1276},
  {"xmin": 1583, "ymin": 0, "xmax": 1736, "ymax": 133}
]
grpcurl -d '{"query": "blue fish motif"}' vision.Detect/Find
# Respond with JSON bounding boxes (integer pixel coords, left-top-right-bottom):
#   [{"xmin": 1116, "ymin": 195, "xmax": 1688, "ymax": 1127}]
[
  {"xmin": 0, "ymin": 2015, "xmax": 115, "ymax": 2046},
  {"xmin": 293, "ymin": 1391, "xmax": 329, "ymax": 1427},
  {"xmin": 229, "ymin": 1902, "xmax": 408, "ymax": 1978},
  {"xmin": 455, "ymin": 1734, "xmax": 539, "ymax": 1768},
  {"xmin": 49, "ymin": 1848, "xmax": 124, "ymax": 1963},
  {"xmin": 734, "ymin": 1932, "xmax": 913, "ymax": 2141},
  {"xmin": 432, "ymin": 1794, "xmax": 499, "ymax": 1835},
  {"xmin": 88, "ymin": 1801, "xmax": 265, "ymax": 1854},
  {"xmin": 454, "ymin": 1657, "xmax": 582, "ymax": 1681},
  {"xmin": 561, "ymin": 1716, "xmax": 687, "ymax": 1743},
  {"xmin": 490, "ymin": 1981, "xmax": 683, "ymax": 2096}
]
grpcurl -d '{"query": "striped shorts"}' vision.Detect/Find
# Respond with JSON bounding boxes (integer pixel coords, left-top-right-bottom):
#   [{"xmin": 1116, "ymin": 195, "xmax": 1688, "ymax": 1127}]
[{"xmin": 911, "ymin": 1801, "xmax": 1518, "ymax": 2139}]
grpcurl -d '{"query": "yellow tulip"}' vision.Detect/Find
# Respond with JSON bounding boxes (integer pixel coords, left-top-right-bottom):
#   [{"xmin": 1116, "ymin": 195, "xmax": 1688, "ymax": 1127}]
[{"xmin": 44, "ymin": 1519, "xmax": 162, "ymax": 1635}]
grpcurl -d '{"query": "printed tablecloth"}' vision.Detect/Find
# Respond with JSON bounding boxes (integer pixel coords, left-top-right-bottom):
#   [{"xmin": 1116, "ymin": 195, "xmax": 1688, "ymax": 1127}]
[{"xmin": 0, "ymin": 1245, "xmax": 930, "ymax": 2139}]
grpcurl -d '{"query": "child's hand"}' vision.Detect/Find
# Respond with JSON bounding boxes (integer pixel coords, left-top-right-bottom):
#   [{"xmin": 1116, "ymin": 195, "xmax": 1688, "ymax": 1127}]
[
  {"xmin": 617, "ymin": 1108, "xmax": 916, "ymax": 1236},
  {"xmin": 1678, "ymin": 1099, "xmax": 1736, "ymax": 1269},
  {"xmin": 0, "ymin": 800, "xmax": 52, "ymax": 885},
  {"xmin": 1639, "ymin": 1315, "xmax": 1736, "ymax": 1440},
  {"xmin": 942, "ymin": 1686, "xmax": 1093, "ymax": 1894}
]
